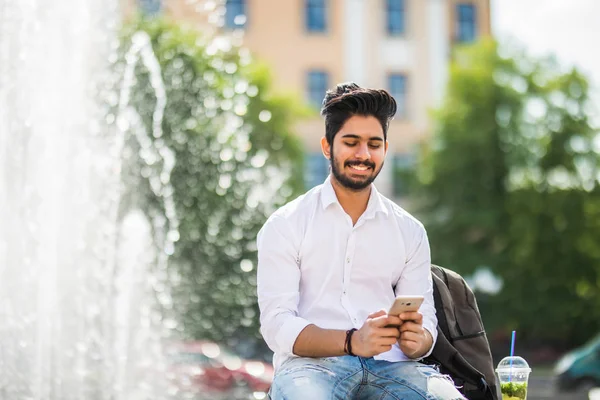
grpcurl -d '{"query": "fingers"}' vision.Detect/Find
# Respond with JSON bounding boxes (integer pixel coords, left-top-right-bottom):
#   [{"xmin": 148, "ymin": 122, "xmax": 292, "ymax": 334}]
[
  {"xmin": 362, "ymin": 324, "xmax": 400, "ymax": 341},
  {"xmin": 399, "ymin": 311, "xmax": 423, "ymax": 324},
  {"xmin": 360, "ymin": 310, "xmax": 427, "ymax": 358},
  {"xmin": 398, "ymin": 321, "xmax": 430, "ymax": 359},
  {"xmin": 399, "ymin": 338, "xmax": 421, "ymax": 357},
  {"xmin": 367, "ymin": 309, "xmax": 387, "ymax": 319},
  {"xmin": 378, "ymin": 326, "xmax": 401, "ymax": 339},
  {"xmin": 399, "ymin": 320, "xmax": 422, "ymax": 334},
  {"xmin": 355, "ymin": 311, "xmax": 405, "ymax": 357},
  {"xmin": 354, "ymin": 325, "xmax": 398, "ymax": 357},
  {"xmin": 377, "ymin": 343, "xmax": 394, "ymax": 353},
  {"xmin": 399, "ymin": 329, "xmax": 421, "ymax": 342},
  {"xmin": 370, "ymin": 314, "xmax": 402, "ymax": 328},
  {"xmin": 375, "ymin": 335, "xmax": 399, "ymax": 347},
  {"xmin": 363, "ymin": 331, "xmax": 398, "ymax": 346},
  {"xmin": 399, "ymin": 329, "xmax": 422, "ymax": 353}
]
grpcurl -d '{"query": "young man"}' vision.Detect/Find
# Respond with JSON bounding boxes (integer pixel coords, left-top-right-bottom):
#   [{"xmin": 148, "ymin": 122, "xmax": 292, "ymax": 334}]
[{"xmin": 257, "ymin": 83, "xmax": 464, "ymax": 399}]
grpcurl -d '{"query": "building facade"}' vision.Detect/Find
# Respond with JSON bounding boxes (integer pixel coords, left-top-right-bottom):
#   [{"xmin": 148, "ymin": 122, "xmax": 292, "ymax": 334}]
[{"xmin": 127, "ymin": 0, "xmax": 491, "ymax": 198}]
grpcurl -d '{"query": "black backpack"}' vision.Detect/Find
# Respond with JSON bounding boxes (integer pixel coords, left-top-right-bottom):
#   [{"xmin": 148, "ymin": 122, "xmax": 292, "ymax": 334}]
[{"xmin": 423, "ymin": 265, "xmax": 498, "ymax": 400}]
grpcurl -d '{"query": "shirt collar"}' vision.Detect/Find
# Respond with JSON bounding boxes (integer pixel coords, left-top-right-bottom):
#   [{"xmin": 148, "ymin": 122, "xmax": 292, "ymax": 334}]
[
  {"xmin": 321, "ymin": 175, "xmax": 338, "ymax": 209},
  {"xmin": 321, "ymin": 175, "xmax": 389, "ymax": 217}
]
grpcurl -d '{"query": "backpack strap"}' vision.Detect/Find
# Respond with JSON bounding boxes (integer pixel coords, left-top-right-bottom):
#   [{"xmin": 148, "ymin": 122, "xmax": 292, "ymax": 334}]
[
  {"xmin": 429, "ymin": 265, "xmax": 497, "ymax": 400},
  {"xmin": 431, "ymin": 266, "xmax": 451, "ymax": 339}
]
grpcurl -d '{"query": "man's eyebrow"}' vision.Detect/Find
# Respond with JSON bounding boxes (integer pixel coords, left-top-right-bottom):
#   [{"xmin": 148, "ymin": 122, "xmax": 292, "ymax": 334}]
[{"xmin": 340, "ymin": 134, "xmax": 384, "ymax": 142}]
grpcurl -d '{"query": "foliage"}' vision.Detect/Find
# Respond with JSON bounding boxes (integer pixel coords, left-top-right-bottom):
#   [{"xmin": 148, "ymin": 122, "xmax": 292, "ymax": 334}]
[
  {"xmin": 116, "ymin": 17, "xmax": 305, "ymax": 358},
  {"xmin": 500, "ymin": 382, "xmax": 527, "ymax": 399},
  {"xmin": 412, "ymin": 39, "xmax": 600, "ymax": 347}
]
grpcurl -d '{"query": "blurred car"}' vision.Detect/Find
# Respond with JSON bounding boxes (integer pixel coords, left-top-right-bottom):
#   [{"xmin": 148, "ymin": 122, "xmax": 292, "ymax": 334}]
[
  {"xmin": 166, "ymin": 340, "xmax": 273, "ymax": 399},
  {"xmin": 554, "ymin": 333, "xmax": 600, "ymax": 392}
]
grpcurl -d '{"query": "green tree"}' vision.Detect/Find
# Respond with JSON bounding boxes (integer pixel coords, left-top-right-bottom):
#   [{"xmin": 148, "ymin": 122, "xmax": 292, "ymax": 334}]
[
  {"xmin": 116, "ymin": 18, "xmax": 306, "ymax": 357},
  {"xmin": 413, "ymin": 39, "xmax": 600, "ymax": 347}
]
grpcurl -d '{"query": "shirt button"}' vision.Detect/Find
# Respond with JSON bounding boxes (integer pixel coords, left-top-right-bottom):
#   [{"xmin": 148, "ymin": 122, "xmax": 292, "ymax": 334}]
[{"xmin": 346, "ymin": 258, "xmax": 350, "ymax": 263}]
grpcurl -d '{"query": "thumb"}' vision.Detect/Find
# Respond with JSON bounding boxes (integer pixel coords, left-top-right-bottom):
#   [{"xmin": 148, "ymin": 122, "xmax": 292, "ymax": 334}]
[{"xmin": 367, "ymin": 309, "xmax": 387, "ymax": 319}]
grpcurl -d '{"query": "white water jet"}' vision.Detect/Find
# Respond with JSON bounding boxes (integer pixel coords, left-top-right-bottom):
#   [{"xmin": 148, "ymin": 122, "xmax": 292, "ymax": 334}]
[{"xmin": 0, "ymin": 1, "xmax": 178, "ymax": 399}]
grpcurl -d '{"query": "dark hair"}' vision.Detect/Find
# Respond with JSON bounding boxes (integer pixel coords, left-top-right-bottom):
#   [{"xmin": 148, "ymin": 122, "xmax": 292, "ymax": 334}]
[{"xmin": 320, "ymin": 82, "xmax": 397, "ymax": 146}]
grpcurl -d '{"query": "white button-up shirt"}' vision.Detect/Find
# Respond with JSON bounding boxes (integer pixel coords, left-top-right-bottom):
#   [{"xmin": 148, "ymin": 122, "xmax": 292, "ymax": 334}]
[{"xmin": 257, "ymin": 177, "xmax": 437, "ymax": 370}]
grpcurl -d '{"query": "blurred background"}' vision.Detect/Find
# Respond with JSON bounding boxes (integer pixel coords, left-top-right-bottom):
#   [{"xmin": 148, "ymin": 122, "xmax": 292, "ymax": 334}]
[{"xmin": 1, "ymin": 0, "xmax": 599, "ymax": 399}]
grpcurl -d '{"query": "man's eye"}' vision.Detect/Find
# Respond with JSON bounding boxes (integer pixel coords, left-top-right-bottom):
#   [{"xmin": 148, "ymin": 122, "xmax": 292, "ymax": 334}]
[
  {"xmin": 369, "ymin": 144, "xmax": 381, "ymax": 149},
  {"xmin": 344, "ymin": 142, "xmax": 357, "ymax": 147}
]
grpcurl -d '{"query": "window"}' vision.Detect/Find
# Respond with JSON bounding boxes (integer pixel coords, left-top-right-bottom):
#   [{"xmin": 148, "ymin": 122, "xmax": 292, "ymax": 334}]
[
  {"xmin": 456, "ymin": 4, "xmax": 477, "ymax": 42},
  {"xmin": 305, "ymin": 152, "xmax": 329, "ymax": 189},
  {"xmin": 225, "ymin": 0, "xmax": 246, "ymax": 29},
  {"xmin": 306, "ymin": 0, "xmax": 327, "ymax": 32},
  {"xmin": 138, "ymin": 0, "xmax": 161, "ymax": 15},
  {"xmin": 392, "ymin": 153, "xmax": 416, "ymax": 197},
  {"xmin": 386, "ymin": 0, "xmax": 406, "ymax": 35},
  {"xmin": 307, "ymin": 70, "xmax": 329, "ymax": 109},
  {"xmin": 388, "ymin": 74, "xmax": 407, "ymax": 118}
]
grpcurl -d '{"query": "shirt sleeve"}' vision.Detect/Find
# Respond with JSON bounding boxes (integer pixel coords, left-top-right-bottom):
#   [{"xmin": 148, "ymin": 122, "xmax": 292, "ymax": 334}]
[
  {"xmin": 256, "ymin": 215, "xmax": 311, "ymax": 356},
  {"xmin": 394, "ymin": 224, "xmax": 437, "ymax": 359}
]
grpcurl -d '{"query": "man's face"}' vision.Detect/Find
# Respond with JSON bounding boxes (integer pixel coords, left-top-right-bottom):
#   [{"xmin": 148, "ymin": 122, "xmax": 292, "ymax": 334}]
[{"xmin": 322, "ymin": 115, "xmax": 388, "ymax": 191}]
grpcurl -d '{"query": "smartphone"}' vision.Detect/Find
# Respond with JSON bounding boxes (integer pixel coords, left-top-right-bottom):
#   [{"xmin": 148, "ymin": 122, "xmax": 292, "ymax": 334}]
[{"xmin": 388, "ymin": 295, "xmax": 425, "ymax": 317}]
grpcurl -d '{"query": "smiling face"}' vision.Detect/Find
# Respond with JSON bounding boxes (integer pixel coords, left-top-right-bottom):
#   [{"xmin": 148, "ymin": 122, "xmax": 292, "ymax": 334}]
[{"xmin": 321, "ymin": 115, "xmax": 389, "ymax": 191}]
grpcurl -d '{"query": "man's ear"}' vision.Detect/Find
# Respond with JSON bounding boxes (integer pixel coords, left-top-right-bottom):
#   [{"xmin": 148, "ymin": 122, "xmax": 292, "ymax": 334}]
[{"xmin": 320, "ymin": 137, "xmax": 331, "ymax": 160}]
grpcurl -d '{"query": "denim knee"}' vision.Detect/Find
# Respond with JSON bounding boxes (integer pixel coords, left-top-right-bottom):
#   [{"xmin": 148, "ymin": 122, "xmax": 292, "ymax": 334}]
[{"xmin": 269, "ymin": 356, "xmax": 362, "ymax": 400}]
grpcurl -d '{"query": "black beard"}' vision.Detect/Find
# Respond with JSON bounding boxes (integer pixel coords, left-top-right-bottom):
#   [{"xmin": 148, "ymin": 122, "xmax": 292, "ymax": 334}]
[{"xmin": 330, "ymin": 153, "xmax": 381, "ymax": 191}]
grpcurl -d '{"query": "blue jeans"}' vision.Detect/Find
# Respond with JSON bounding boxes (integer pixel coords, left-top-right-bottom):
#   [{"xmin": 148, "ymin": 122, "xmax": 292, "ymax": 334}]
[{"xmin": 269, "ymin": 356, "xmax": 465, "ymax": 400}]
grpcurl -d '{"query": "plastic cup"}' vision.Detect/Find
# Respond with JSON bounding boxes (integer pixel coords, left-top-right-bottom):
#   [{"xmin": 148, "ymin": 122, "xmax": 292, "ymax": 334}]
[{"xmin": 496, "ymin": 356, "xmax": 531, "ymax": 400}]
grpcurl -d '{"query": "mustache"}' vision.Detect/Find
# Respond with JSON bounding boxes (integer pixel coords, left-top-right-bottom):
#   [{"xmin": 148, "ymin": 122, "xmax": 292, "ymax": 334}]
[{"xmin": 345, "ymin": 160, "xmax": 375, "ymax": 169}]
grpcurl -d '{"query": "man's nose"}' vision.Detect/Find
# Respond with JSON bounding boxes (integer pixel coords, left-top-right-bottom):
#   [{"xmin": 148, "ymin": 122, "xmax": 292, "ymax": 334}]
[{"xmin": 355, "ymin": 143, "xmax": 371, "ymax": 160}]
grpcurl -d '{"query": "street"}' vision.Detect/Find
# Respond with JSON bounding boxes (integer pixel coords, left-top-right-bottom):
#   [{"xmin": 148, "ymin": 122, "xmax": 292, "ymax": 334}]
[{"xmin": 526, "ymin": 375, "xmax": 590, "ymax": 400}]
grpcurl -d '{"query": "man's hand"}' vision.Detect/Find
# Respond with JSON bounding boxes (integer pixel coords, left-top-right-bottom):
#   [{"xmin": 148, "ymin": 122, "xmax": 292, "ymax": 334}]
[
  {"xmin": 351, "ymin": 310, "xmax": 402, "ymax": 358},
  {"xmin": 398, "ymin": 311, "xmax": 433, "ymax": 358}
]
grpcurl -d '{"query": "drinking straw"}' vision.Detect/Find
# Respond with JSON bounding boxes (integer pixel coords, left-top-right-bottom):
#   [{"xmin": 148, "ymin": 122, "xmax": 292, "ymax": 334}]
[
  {"xmin": 509, "ymin": 330, "xmax": 516, "ymax": 382},
  {"xmin": 510, "ymin": 330, "xmax": 516, "ymax": 357}
]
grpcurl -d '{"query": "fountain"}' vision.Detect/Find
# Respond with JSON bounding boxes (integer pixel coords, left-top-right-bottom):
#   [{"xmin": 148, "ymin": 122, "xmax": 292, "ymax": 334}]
[
  {"xmin": 0, "ymin": 1, "xmax": 180, "ymax": 399},
  {"xmin": 0, "ymin": 0, "xmax": 291, "ymax": 397}
]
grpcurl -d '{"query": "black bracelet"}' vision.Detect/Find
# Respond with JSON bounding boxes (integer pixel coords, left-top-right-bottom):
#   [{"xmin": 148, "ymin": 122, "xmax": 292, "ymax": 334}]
[{"xmin": 345, "ymin": 328, "xmax": 357, "ymax": 356}]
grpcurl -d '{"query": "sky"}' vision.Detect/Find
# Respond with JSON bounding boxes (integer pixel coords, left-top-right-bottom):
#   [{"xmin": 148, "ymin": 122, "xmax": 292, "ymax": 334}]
[{"xmin": 492, "ymin": 0, "xmax": 600, "ymax": 88}]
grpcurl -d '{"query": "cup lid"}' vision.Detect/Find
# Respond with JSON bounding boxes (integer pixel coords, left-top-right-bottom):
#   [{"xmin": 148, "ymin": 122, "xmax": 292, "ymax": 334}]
[{"xmin": 496, "ymin": 356, "xmax": 531, "ymax": 373}]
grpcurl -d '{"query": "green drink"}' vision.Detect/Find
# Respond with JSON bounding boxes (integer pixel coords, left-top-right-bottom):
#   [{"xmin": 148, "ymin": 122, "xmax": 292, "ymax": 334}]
[
  {"xmin": 496, "ymin": 356, "xmax": 531, "ymax": 400},
  {"xmin": 500, "ymin": 381, "xmax": 528, "ymax": 400}
]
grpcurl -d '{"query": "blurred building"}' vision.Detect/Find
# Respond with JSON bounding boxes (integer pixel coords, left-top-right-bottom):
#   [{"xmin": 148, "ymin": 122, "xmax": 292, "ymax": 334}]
[{"xmin": 127, "ymin": 0, "xmax": 491, "ymax": 199}]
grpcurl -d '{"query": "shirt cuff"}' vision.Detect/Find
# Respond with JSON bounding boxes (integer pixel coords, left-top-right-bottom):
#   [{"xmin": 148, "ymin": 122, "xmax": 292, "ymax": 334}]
[{"xmin": 275, "ymin": 316, "xmax": 312, "ymax": 355}]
